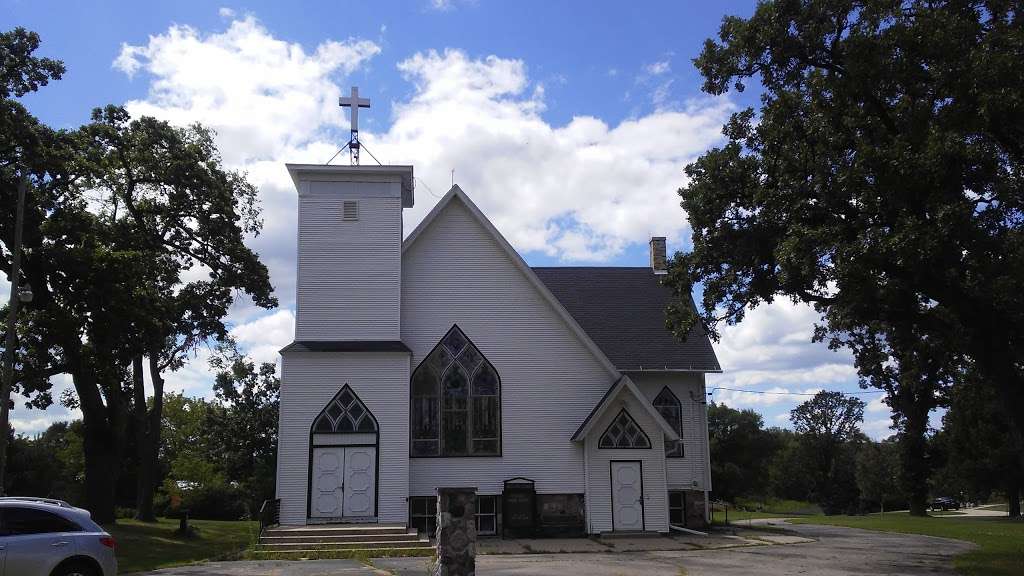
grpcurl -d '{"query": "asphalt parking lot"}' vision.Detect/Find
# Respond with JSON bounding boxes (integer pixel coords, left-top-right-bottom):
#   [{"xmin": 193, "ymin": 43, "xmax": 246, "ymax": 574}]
[{"xmin": 141, "ymin": 522, "xmax": 975, "ymax": 576}]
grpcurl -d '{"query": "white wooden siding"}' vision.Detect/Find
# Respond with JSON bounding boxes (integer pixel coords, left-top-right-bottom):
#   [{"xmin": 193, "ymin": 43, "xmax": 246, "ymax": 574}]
[
  {"xmin": 277, "ymin": 352, "xmax": 410, "ymax": 525},
  {"xmin": 401, "ymin": 196, "xmax": 617, "ymax": 498},
  {"xmin": 584, "ymin": 385, "xmax": 669, "ymax": 533},
  {"xmin": 631, "ymin": 372, "xmax": 711, "ymax": 491},
  {"xmin": 295, "ymin": 192, "xmax": 402, "ymax": 341}
]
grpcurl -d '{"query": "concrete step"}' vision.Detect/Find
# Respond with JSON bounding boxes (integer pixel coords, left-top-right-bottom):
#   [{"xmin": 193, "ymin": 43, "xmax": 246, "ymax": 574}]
[
  {"xmin": 259, "ymin": 539, "xmax": 429, "ymax": 551},
  {"xmin": 250, "ymin": 546, "xmax": 436, "ymax": 559},
  {"xmin": 264, "ymin": 524, "xmax": 411, "ymax": 538},
  {"xmin": 260, "ymin": 531, "xmax": 421, "ymax": 544}
]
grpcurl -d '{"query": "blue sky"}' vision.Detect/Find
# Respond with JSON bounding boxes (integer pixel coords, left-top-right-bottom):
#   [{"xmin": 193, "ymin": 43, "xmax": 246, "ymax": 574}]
[{"xmin": 3, "ymin": 0, "xmax": 895, "ymax": 437}]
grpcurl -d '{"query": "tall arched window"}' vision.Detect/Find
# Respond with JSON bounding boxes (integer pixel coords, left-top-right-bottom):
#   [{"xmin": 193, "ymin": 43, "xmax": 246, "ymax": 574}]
[
  {"xmin": 654, "ymin": 387, "xmax": 684, "ymax": 457},
  {"xmin": 411, "ymin": 325, "xmax": 501, "ymax": 457}
]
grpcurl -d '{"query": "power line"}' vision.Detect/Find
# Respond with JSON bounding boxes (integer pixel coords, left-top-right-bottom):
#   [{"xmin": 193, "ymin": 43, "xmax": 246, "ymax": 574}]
[{"xmin": 709, "ymin": 386, "xmax": 884, "ymax": 397}]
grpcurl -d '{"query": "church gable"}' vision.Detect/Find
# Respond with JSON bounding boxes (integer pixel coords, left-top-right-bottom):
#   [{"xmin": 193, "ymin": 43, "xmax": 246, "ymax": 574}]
[
  {"xmin": 402, "ymin": 187, "xmax": 616, "ymax": 377},
  {"xmin": 401, "ymin": 187, "xmax": 619, "ymax": 495}
]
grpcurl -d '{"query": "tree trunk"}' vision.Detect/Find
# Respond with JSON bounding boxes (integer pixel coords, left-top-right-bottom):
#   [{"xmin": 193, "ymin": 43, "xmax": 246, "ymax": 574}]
[
  {"xmin": 73, "ymin": 366, "xmax": 126, "ymax": 525},
  {"xmin": 1008, "ymin": 479, "xmax": 1021, "ymax": 519},
  {"xmin": 892, "ymin": 365, "xmax": 933, "ymax": 518},
  {"xmin": 132, "ymin": 355, "xmax": 156, "ymax": 522},
  {"xmin": 132, "ymin": 350, "xmax": 166, "ymax": 522}
]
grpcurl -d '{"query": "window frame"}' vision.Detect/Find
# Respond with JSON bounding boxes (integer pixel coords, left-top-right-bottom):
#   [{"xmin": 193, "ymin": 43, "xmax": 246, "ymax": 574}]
[
  {"xmin": 409, "ymin": 497, "xmax": 437, "ymax": 538},
  {"xmin": 653, "ymin": 387, "xmax": 685, "ymax": 458},
  {"xmin": 668, "ymin": 491, "xmax": 686, "ymax": 526},
  {"xmin": 475, "ymin": 495, "xmax": 498, "ymax": 536},
  {"xmin": 598, "ymin": 408, "xmax": 652, "ymax": 449},
  {"xmin": 410, "ymin": 325, "xmax": 502, "ymax": 458}
]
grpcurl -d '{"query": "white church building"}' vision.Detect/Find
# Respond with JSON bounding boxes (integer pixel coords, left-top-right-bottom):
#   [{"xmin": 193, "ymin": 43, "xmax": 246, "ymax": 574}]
[{"xmin": 275, "ymin": 162, "xmax": 721, "ymax": 537}]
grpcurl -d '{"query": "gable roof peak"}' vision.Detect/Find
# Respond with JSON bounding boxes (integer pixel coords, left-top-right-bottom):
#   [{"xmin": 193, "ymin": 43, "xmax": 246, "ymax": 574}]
[{"xmin": 402, "ymin": 183, "xmax": 619, "ymax": 377}]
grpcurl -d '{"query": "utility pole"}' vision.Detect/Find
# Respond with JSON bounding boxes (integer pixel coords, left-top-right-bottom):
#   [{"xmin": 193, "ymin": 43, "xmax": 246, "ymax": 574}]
[{"xmin": 0, "ymin": 178, "xmax": 28, "ymax": 495}]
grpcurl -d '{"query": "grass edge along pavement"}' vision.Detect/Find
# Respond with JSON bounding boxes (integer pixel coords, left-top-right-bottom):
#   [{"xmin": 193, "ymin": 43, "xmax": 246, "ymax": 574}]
[
  {"xmin": 790, "ymin": 512, "xmax": 1023, "ymax": 576},
  {"xmin": 104, "ymin": 517, "xmax": 258, "ymax": 574}
]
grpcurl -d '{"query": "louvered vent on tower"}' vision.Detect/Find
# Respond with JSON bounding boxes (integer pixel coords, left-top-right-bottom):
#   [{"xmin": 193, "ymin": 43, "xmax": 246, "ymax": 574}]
[{"xmin": 342, "ymin": 200, "xmax": 359, "ymax": 221}]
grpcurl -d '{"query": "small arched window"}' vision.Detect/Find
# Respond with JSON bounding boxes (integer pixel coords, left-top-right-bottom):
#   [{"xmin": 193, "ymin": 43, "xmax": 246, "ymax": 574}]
[
  {"xmin": 599, "ymin": 409, "xmax": 651, "ymax": 449},
  {"xmin": 313, "ymin": 385, "xmax": 378, "ymax": 433},
  {"xmin": 411, "ymin": 325, "xmax": 501, "ymax": 457},
  {"xmin": 654, "ymin": 387, "xmax": 684, "ymax": 457}
]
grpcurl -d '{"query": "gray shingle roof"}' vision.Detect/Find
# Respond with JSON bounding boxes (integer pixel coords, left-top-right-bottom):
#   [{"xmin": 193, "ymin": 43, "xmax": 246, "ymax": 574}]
[
  {"xmin": 280, "ymin": 341, "xmax": 411, "ymax": 354},
  {"xmin": 532, "ymin": 267, "xmax": 721, "ymax": 372}
]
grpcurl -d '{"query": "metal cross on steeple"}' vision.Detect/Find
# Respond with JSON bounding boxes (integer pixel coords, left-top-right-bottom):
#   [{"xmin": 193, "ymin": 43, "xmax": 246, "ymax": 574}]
[{"xmin": 339, "ymin": 86, "xmax": 371, "ymax": 165}]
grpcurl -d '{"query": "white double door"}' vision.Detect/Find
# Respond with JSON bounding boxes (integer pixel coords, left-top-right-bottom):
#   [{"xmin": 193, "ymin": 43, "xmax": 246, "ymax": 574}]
[
  {"xmin": 611, "ymin": 460, "xmax": 644, "ymax": 531},
  {"xmin": 311, "ymin": 446, "xmax": 377, "ymax": 518}
]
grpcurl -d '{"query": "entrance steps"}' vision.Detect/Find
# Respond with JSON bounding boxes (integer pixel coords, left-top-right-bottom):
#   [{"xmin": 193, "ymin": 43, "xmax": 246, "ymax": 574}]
[{"xmin": 256, "ymin": 523, "xmax": 434, "ymax": 558}]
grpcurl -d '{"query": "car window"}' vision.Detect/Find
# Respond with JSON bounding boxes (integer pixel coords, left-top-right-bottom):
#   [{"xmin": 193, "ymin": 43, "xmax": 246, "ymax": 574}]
[{"xmin": 0, "ymin": 506, "xmax": 83, "ymax": 535}]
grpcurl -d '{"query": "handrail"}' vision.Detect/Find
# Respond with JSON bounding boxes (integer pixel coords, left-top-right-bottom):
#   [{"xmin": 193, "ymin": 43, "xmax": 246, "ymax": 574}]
[{"xmin": 259, "ymin": 498, "xmax": 281, "ymax": 533}]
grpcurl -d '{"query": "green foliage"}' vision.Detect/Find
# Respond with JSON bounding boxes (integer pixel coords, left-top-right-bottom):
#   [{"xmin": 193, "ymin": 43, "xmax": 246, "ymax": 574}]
[
  {"xmin": 856, "ymin": 439, "xmax": 905, "ymax": 512},
  {"xmin": 933, "ymin": 379, "xmax": 1023, "ymax": 513},
  {"xmin": 789, "ymin": 391, "xmax": 866, "ymax": 514},
  {"xmin": 2, "ymin": 27, "xmax": 276, "ymax": 522},
  {"xmin": 0, "ymin": 27, "xmax": 64, "ymax": 99},
  {"xmin": 767, "ymin": 429, "xmax": 815, "ymax": 502},
  {"xmin": 4, "ymin": 421, "xmax": 85, "ymax": 503},
  {"xmin": 160, "ymin": 393, "xmax": 222, "ymax": 486},
  {"xmin": 664, "ymin": 0, "xmax": 1024, "ymax": 514},
  {"xmin": 205, "ymin": 337, "xmax": 279, "ymax": 514},
  {"xmin": 708, "ymin": 403, "xmax": 779, "ymax": 501}
]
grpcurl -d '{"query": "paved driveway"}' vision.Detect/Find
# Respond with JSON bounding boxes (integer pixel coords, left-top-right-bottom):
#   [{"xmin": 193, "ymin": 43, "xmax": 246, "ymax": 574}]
[{"xmin": 141, "ymin": 522, "xmax": 976, "ymax": 576}]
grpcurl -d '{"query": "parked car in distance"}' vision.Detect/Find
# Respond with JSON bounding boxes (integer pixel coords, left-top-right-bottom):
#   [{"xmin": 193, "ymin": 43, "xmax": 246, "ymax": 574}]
[
  {"xmin": 0, "ymin": 497, "xmax": 117, "ymax": 576},
  {"xmin": 930, "ymin": 496, "xmax": 960, "ymax": 511}
]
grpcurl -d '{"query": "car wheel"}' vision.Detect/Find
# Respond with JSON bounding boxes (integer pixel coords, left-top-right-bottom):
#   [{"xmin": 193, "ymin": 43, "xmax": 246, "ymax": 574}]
[{"xmin": 51, "ymin": 561, "xmax": 98, "ymax": 576}]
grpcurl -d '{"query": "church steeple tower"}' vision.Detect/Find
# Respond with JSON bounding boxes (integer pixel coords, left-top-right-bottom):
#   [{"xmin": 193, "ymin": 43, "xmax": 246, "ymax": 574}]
[{"xmin": 286, "ymin": 164, "xmax": 413, "ymax": 341}]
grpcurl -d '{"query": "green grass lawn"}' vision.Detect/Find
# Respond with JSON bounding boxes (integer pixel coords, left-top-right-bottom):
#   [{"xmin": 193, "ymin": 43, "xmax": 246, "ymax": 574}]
[
  {"xmin": 712, "ymin": 498, "xmax": 822, "ymax": 524},
  {"xmin": 104, "ymin": 518, "xmax": 259, "ymax": 574},
  {"xmin": 790, "ymin": 513, "xmax": 1024, "ymax": 576},
  {"xmin": 711, "ymin": 509, "xmax": 793, "ymax": 524}
]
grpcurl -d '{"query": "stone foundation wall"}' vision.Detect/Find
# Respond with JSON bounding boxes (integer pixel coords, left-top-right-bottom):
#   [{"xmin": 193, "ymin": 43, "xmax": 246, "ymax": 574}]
[
  {"xmin": 683, "ymin": 490, "xmax": 707, "ymax": 528},
  {"xmin": 434, "ymin": 488, "xmax": 476, "ymax": 576},
  {"xmin": 535, "ymin": 494, "xmax": 586, "ymax": 537}
]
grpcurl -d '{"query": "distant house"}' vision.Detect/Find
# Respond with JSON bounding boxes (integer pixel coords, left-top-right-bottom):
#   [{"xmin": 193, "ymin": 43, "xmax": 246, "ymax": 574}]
[{"xmin": 276, "ymin": 164, "xmax": 720, "ymax": 536}]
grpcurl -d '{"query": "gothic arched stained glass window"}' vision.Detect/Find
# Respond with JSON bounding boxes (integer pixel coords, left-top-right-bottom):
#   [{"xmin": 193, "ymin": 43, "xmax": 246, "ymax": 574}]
[
  {"xmin": 410, "ymin": 325, "xmax": 501, "ymax": 457},
  {"xmin": 654, "ymin": 387, "xmax": 684, "ymax": 457},
  {"xmin": 599, "ymin": 409, "xmax": 651, "ymax": 449}
]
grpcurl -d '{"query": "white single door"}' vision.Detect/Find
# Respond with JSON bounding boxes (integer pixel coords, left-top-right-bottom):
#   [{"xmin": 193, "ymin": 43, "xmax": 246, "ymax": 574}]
[
  {"xmin": 342, "ymin": 446, "xmax": 377, "ymax": 517},
  {"xmin": 311, "ymin": 447, "xmax": 345, "ymax": 517},
  {"xmin": 611, "ymin": 461, "xmax": 644, "ymax": 531}
]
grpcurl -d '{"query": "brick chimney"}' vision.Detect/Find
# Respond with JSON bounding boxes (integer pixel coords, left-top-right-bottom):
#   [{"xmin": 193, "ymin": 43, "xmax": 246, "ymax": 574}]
[{"xmin": 649, "ymin": 236, "xmax": 667, "ymax": 275}]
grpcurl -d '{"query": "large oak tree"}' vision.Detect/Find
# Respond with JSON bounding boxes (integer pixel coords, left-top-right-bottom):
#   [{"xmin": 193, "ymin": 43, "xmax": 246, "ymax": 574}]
[{"xmin": 665, "ymin": 0, "xmax": 1023, "ymax": 516}]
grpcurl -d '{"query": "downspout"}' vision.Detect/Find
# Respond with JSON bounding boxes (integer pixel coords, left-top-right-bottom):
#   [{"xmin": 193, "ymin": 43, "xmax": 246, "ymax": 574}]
[
  {"xmin": 583, "ymin": 438, "xmax": 592, "ymax": 534},
  {"xmin": 701, "ymin": 380, "xmax": 712, "ymax": 526}
]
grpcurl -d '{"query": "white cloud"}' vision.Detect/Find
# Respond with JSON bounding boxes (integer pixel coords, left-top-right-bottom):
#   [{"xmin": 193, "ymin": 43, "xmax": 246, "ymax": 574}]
[
  {"xmin": 645, "ymin": 60, "xmax": 671, "ymax": 76},
  {"xmin": 115, "ymin": 16, "xmax": 380, "ymax": 166},
  {"xmin": 231, "ymin": 309, "xmax": 295, "ymax": 365},
  {"xmin": 866, "ymin": 395, "xmax": 890, "ymax": 413},
  {"xmin": 430, "ymin": 0, "xmax": 453, "ymax": 10},
  {"xmin": 706, "ymin": 298, "xmax": 894, "ymax": 438},
  {"xmin": 374, "ymin": 49, "xmax": 732, "ymax": 261},
  {"xmin": 218, "ymin": 7, "xmax": 235, "ymax": 18}
]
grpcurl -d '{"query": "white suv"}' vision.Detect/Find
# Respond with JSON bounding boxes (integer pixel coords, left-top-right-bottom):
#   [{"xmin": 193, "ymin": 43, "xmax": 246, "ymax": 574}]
[{"xmin": 0, "ymin": 497, "xmax": 117, "ymax": 576}]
